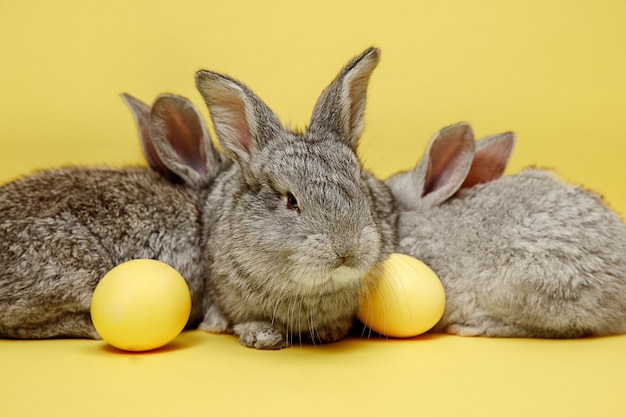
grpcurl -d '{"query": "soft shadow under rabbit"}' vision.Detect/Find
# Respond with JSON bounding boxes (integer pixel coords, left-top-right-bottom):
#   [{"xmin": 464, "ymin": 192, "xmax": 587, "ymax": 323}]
[{"xmin": 387, "ymin": 123, "xmax": 626, "ymax": 338}]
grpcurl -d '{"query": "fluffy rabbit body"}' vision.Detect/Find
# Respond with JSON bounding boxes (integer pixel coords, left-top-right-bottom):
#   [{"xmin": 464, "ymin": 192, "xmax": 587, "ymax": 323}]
[
  {"xmin": 387, "ymin": 123, "xmax": 626, "ymax": 338},
  {"xmin": 0, "ymin": 48, "xmax": 397, "ymax": 349},
  {"xmin": 0, "ymin": 94, "xmax": 227, "ymax": 339}
]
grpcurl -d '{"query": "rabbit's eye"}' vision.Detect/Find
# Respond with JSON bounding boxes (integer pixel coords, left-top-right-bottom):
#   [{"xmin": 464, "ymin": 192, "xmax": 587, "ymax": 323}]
[{"xmin": 286, "ymin": 192, "xmax": 301, "ymax": 213}]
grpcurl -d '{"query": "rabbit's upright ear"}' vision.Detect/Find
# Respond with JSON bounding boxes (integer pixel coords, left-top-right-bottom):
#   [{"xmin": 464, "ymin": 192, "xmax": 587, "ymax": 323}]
[
  {"xmin": 419, "ymin": 123, "xmax": 476, "ymax": 207},
  {"xmin": 308, "ymin": 47, "xmax": 380, "ymax": 150},
  {"xmin": 195, "ymin": 71, "xmax": 282, "ymax": 165},
  {"xmin": 405, "ymin": 123, "xmax": 474, "ymax": 208},
  {"xmin": 388, "ymin": 123, "xmax": 475, "ymax": 210},
  {"xmin": 147, "ymin": 94, "xmax": 223, "ymax": 186},
  {"xmin": 122, "ymin": 93, "xmax": 177, "ymax": 181},
  {"xmin": 461, "ymin": 132, "xmax": 516, "ymax": 188}
]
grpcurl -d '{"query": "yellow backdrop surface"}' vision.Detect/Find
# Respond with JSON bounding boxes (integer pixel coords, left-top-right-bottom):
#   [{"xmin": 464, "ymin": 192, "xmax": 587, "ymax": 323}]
[{"xmin": 1, "ymin": 1, "xmax": 625, "ymax": 416}]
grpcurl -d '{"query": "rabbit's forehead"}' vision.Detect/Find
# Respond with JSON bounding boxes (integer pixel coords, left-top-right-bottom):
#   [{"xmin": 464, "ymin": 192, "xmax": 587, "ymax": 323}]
[
  {"xmin": 253, "ymin": 139, "xmax": 373, "ymax": 211},
  {"xmin": 260, "ymin": 139, "xmax": 361, "ymax": 184}
]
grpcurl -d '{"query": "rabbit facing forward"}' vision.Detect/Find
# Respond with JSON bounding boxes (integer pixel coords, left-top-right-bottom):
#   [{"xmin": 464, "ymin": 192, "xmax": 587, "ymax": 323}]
[
  {"xmin": 387, "ymin": 122, "xmax": 626, "ymax": 338},
  {"xmin": 0, "ymin": 48, "xmax": 397, "ymax": 349},
  {"xmin": 0, "ymin": 93, "xmax": 228, "ymax": 339},
  {"xmin": 195, "ymin": 47, "xmax": 396, "ymax": 349}
]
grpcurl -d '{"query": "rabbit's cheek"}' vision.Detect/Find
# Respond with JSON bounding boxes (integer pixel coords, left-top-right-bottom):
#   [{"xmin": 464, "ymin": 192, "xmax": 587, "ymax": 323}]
[{"xmin": 359, "ymin": 224, "xmax": 383, "ymax": 259}]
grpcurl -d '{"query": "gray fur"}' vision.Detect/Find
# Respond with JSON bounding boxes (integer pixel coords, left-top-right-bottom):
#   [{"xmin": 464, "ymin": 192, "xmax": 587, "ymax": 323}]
[
  {"xmin": 195, "ymin": 47, "xmax": 397, "ymax": 349},
  {"xmin": 0, "ymin": 48, "xmax": 398, "ymax": 349},
  {"xmin": 0, "ymin": 94, "xmax": 228, "ymax": 339},
  {"xmin": 388, "ymin": 122, "xmax": 626, "ymax": 338}
]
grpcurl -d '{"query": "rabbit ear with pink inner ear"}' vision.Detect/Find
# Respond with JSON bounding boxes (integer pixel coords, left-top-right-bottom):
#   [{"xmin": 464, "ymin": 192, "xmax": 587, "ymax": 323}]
[
  {"xmin": 462, "ymin": 132, "xmax": 516, "ymax": 188},
  {"xmin": 308, "ymin": 47, "xmax": 380, "ymax": 150},
  {"xmin": 122, "ymin": 93, "xmax": 171, "ymax": 178},
  {"xmin": 194, "ymin": 71, "xmax": 282, "ymax": 166},
  {"xmin": 418, "ymin": 122, "xmax": 476, "ymax": 208},
  {"xmin": 149, "ymin": 94, "xmax": 222, "ymax": 186},
  {"xmin": 385, "ymin": 122, "xmax": 476, "ymax": 210},
  {"xmin": 122, "ymin": 93, "xmax": 221, "ymax": 186}
]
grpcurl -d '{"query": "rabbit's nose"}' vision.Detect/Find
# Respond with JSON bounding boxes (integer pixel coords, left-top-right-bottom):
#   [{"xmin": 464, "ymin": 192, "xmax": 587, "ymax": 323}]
[
  {"xmin": 333, "ymin": 245, "xmax": 358, "ymax": 267},
  {"xmin": 336, "ymin": 255, "xmax": 351, "ymax": 267}
]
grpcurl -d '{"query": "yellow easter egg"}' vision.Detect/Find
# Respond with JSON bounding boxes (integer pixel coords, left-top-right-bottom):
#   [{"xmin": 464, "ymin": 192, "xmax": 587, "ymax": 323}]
[
  {"xmin": 90, "ymin": 259, "xmax": 191, "ymax": 351},
  {"xmin": 358, "ymin": 253, "xmax": 446, "ymax": 338}
]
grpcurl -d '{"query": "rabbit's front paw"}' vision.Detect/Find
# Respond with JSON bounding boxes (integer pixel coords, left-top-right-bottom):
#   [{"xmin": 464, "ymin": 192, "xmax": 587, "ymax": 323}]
[{"xmin": 233, "ymin": 321, "xmax": 286, "ymax": 350}]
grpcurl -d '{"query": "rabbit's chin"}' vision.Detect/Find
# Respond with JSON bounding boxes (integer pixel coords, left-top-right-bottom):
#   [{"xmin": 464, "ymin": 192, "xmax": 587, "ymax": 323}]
[
  {"xmin": 331, "ymin": 265, "xmax": 366, "ymax": 286},
  {"xmin": 290, "ymin": 265, "xmax": 365, "ymax": 290}
]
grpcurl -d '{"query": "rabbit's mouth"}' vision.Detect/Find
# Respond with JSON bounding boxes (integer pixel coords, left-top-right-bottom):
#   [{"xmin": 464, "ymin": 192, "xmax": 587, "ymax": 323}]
[
  {"xmin": 330, "ymin": 265, "xmax": 365, "ymax": 286},
  {"xmin": 288, "ymin": 264, "xmax": 367, "ymax": 290}
]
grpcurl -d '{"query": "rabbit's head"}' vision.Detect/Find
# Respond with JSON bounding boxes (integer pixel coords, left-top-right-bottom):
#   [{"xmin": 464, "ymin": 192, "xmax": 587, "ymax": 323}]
[
  {"xmin": 196, "ymin": 48, "xmax": 396, "ymax": 300},
  {"xmin": 387, "ymin": 123, "xmax": 515, "ymax": 210}
]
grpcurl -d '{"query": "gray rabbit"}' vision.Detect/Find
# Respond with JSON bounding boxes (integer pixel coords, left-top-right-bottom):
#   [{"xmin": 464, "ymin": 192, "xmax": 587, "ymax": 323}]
[
  {"xmin": 387, "ymin": 122, "xmax": 626, "ymax": 338},
  {"xmin": 194, "ymin": 47, "xmax": 396, "ymax": 349},
  {"xmin": 0, "ymin": 48, "xmax": 397, "ymax": 349},
  {"xmin": 0, "ymin": 93, "xmax": 228, "ymax": 339}
]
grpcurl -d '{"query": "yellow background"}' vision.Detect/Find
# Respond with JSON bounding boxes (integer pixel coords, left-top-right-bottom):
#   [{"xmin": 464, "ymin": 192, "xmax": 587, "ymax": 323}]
[{"xmin": 1, "ymin": 1, "xmax": 625, "ymax": 416}]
